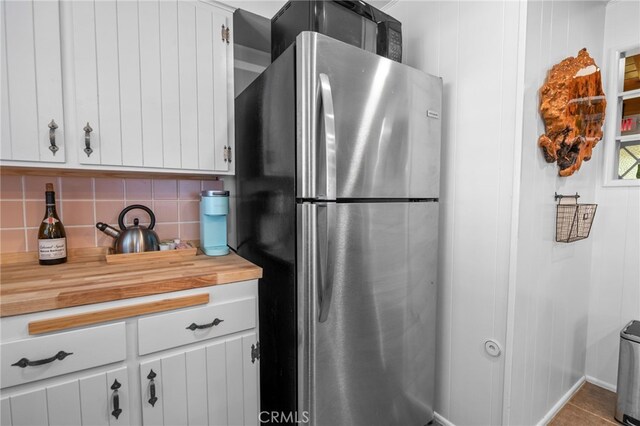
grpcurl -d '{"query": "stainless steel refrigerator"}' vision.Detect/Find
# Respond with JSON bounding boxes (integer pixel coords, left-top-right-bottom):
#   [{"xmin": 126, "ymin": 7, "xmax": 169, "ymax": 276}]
[{"xmin": 236, "ymin": 32, "xmax": 442, "ymax": 426}]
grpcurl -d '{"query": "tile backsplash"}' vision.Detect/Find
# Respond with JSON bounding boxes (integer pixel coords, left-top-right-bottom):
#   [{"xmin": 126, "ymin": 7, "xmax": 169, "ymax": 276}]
[{"xmin": 0, "ymin": 175, "xmax": 223, "ymax": 253}]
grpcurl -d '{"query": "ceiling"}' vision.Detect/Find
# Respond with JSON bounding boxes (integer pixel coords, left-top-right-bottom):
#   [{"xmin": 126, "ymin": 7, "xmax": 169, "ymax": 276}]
[{"xmin": 224, "ymin": 0, "xmax": 393, "ymax": 18}]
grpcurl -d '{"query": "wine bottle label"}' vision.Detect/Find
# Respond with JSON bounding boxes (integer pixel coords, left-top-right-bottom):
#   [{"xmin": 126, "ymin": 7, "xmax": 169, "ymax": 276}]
[
  {"xmin": 38, "ymin": 238, "xmax": 67, "ymax": 260},
  {"xmin": 42, "ymin": 217, "xmax": 59, "ymax": 225}
]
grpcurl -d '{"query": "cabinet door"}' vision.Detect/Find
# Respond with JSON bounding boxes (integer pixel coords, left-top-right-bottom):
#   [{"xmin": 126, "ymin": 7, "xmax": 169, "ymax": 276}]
[
  {"xmin": 191, "ymin": 0, "xmax": 234, "ymax": 173},
  {"xmin": 1, "ymin": 367, "xmax": 129, "ymax": 426},
  {"xmin": 71, "ymin": 0, "xmax": 121, "ymax": 166},
  {"xmin": 139, "ymin": 333, "xmax": 259, "ymax": 426},
  {"xmin": 174, "ymin": 0, "xmax": 234, "ymax": 172},
  {"xmin": 1, "ymin": 0, "xmax": 65, "ymax": 163},
  {"xmin": 70, "ymin": 0, "xmax": 234, "ymax": 172}
]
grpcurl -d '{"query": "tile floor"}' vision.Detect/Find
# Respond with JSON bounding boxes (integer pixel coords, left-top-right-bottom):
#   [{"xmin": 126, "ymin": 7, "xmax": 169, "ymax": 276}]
[{"xmin": 550, "ymin": 382, "xmax": 618, "ymax": 425}]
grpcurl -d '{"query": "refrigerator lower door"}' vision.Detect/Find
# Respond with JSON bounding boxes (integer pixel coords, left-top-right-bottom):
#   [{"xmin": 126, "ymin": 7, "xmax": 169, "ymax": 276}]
[
  {"xmin": 297, "ymin": 31, "xmax": 442, "ymax": 200},
  {"xmin": 297, "ymin": 201, "xmax": 438, "ymax": 426}
]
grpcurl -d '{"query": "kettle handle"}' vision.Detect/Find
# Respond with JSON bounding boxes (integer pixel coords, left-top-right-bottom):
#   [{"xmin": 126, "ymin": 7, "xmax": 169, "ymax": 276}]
[{"xmin": 118, "ymin": 205, "xmax": 156, "ymax": 230}]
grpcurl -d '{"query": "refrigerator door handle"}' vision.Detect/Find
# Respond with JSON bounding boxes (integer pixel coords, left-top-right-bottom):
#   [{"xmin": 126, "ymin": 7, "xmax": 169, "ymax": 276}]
[
  {"xmin": 317, "ymin": 203, "xmax": 336, "ymax": 323},
  {"xmin": 318, "ymin": 73, "xmax": 337, "ymax": 200}
]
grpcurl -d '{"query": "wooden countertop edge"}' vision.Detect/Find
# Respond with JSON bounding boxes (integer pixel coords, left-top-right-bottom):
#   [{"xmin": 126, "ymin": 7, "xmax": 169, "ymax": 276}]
[
  {"xmin": 0, "ymin": 249, "xmax": 263, "ymax": 318},
  {"xmin": 0, "ymin": 268, "xmax": 262, "ymax": 318}
]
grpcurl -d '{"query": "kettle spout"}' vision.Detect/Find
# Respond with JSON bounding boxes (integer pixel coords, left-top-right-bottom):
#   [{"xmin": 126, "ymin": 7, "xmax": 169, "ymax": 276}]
[{"xmin": 96, "ymin": 222, "xmax": 121, "ymax": 239}]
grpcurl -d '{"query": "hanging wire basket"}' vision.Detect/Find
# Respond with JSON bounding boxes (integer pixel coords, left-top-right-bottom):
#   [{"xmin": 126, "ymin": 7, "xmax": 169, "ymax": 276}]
[{"xmin": 555, "ymin": 193, "xmax": 597, "ymax": 243}]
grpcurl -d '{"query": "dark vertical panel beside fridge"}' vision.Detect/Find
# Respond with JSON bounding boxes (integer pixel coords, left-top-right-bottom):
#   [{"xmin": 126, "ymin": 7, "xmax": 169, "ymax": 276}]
[{"xmin": 236, "ymin": 32, "xmax": 442, "ymax": 426}]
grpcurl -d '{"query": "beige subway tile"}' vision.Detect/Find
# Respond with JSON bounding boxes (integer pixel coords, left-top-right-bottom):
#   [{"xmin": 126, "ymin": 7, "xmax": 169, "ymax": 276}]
[
  {"xmin": 125, "ymin": 179, "xmax": 152, "ymax": 200},
  {"xmin": 0, "ymin": 200, "xmax": 24, "ymax": 228},
  {"xmin": 0, "ymin": 229, "xmax": 26, "ymax": 253},
  {"xmin": 0, "ymin": 175, "xmax": 23, "ymax": 199},
  {"xmin": 153, "ymin": 179, "xmax": 178, "ymax": 200},
  {"xmin": 95, "ymin": 178, "xmax": 125, "ymax": 200},
  {"xmin": 61, "ymin": 177, "xmax": 93, "ymax": 200}
]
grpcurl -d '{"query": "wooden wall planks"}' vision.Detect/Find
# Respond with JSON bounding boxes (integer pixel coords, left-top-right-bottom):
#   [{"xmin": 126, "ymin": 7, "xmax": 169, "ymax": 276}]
[
  {"xmin": 507, "ymin": 2, "xmax": 607, "ymax": 425},
  {"xmin": 384, "ymin": 2, "xmax": 522, "ymax": 425},
  {"xmin": 586, "ymin": 0, "xmax": 640, "ymax": 392}
]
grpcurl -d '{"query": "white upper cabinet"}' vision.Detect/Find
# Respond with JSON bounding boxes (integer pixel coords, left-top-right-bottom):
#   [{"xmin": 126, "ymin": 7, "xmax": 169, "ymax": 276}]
[
  {"xmin": 70, "ymin": 0, "xmax": 234, "ymax": 173},
  {"xmin": 1, "ymin": 1, "xmax": 65, "ymax": 163}
]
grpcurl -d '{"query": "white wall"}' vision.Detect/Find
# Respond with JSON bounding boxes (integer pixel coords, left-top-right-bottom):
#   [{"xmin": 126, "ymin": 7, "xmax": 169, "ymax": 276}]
[
  {"xmin": 385, "ymin": 2, "xmax": 522, "ymax": 425},
  {"xmin": 585, "ymin": 0, "xmax": 640, "ymax": 391},
  {"xmin": 504, "ymin": 1, "xmax": 607, "ymax": 425}
]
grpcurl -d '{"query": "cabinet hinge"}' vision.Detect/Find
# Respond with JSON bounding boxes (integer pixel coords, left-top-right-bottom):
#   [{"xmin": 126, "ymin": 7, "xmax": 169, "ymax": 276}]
[
  {"xmin": 221, "ymin": 25, "xmax": 230, "ymax": 44},
  {"xmin": 251, "ymin": 342, "xmax": 260, "ymax": 363},
  {"xmin": 223, "ymin": 146, "xmax": 232, "ymax": 163}
]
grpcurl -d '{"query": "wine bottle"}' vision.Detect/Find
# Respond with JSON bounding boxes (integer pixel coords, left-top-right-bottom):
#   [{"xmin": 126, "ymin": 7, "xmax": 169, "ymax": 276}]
[{"xmin": 38, "ymin": 183, "xmax": 67, "ymax": 265}]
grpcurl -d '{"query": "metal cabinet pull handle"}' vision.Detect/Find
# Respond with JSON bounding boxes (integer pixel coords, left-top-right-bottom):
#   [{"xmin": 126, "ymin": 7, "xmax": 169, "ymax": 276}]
[
  {"xmin": 186, "ymin": 318, "xmax": 224, "ymax": 331},
  {"xmin": 48, "ymin": 119, "xmax": 59, "ymax": 155},
  {"xmin": 11, "ymin": 350, "xmax": 73, "ymax": 368},
  {"xmin": 147, "ymin": 369, "xmax": 158, "ymax": 407},
  {"xmin": 83, "ymin": 122, "xmax": 93, "ymax": 157},
  {"xmin": 111, "ymin": 379, "xmax": 122, "ymax": 419}
]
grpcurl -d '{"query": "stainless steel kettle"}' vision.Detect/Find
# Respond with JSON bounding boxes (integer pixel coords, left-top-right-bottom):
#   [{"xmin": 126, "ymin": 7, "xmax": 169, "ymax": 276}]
[{"xmin": 96, "ymin": 205, "xmax": 160, "ymax": 253}]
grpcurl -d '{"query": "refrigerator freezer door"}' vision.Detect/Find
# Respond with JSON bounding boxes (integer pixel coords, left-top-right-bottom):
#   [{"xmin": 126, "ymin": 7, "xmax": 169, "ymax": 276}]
[
  {"xmin": 297, "ymin": 201, "xmax": 438, "ymax": 426},
  {"xmin": 297, "ymin": 32, "xmax": 442, "ymax": 200}
]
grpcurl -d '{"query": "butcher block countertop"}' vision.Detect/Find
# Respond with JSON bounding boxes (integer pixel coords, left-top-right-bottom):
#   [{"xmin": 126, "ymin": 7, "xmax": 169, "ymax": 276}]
[{"xmin": 0, "ymin": 248, "xmax": 262, "ymax": 318}]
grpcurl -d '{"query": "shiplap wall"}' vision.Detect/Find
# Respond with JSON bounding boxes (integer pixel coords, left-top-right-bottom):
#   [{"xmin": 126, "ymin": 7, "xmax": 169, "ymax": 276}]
[
  {"xmin": 384, "ymin": 2, "xmax": 522, "ymax": 425},
  {"xmin": 504, "ymin": 1, "xmax": 607, "ymax": 425},
  {"xmin": 585, "ymin": 0, "xmax": 640, "ymax": 391}
]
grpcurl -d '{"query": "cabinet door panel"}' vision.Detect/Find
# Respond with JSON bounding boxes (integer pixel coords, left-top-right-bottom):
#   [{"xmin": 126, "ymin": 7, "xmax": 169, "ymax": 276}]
[
  {"xmin": 161, "ymin": 353, "xmax": 188, "ymax": 426},
  {"xmin": 107, "ymin": 368, "xmax": 130, "ymax": 426},
  {"xmin": 72, "ymin": 1, "xmax": 101, "ymax": 165},
  {"xmin": 79, "ymin": 372, "xmax": 110, "ymax": 426},
  {"xmin": 242, "ymin": 334, "xmax": 259, "ymax": 426},
  {"xmin": 138, "ymin": 1, "xmax": 164, "ymax": 168},
  {"xmin": 46, "ymin": 381, "xmax": 81, "ymax": 426},
  {"xmin": 1, "ymin": 17, "xmax": 11, "ymax": 161},
  {"xmin": 212, "ymin": 10, "xmax": 231, "ymax": 172},
  {"xmin": 33, "ymin": 0, "xmax": 65, "ymax": 163},
  {"xmin": 206, "ymin": 341, "xmax": 228, "ymax": 426},
  {"xmin": 116, "ymin": 0, "xmax": 143, "ymax": 167},
  {"xmin": 140, "ymin": 359, "xmax": 164, "ymax": 426},
  {"xmin": 1, "ymin": 397, "xmax": 12, "ymax": 426},
  {"xmin": 94, "ymin": 1, "xmax": 122, "ymax": 166},
  {"xmin": 178, "ymin": 1, "xmax": 199, "ymax": 170},
  {"xmin": 196, "ymin": 6, "xmax": 216, "ymax": 171},
  {"xmin": 9, "ymin": 389, "xmax": 48, "ymax": 426},
  {"xmin": 185, "ymin": 347, "xmax": 208, "ymax": 425},
  {"xmin": 3, "ymin": 1, "xmax": 40, "ymax": 162},
  {"xmin": 158, "ymin": 0, "xmax": 182, "ymax": 170},
  {"xmin": 226, "ymin": 336, "xmax": 244, "ymax": 425}
]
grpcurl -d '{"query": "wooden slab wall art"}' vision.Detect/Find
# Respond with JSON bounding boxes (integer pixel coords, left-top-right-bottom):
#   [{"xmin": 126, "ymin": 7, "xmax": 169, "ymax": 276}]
[{"xmin": 538, "ymin": 48, "xmax": 606, "ymax": 177}]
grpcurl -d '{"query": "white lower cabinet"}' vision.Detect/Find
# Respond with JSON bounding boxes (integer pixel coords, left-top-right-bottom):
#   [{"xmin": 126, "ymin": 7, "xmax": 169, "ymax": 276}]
[
  {"xmin": 0, "ymin": 366, "xmax": 130, "ymax": 426},
  {"xmin": 0, "ymin": 281, "xmax": 259, "ymax": 426},
  {"xmin": 140, "ymin": 332, "xmax": 259, "ymax": 426}
]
